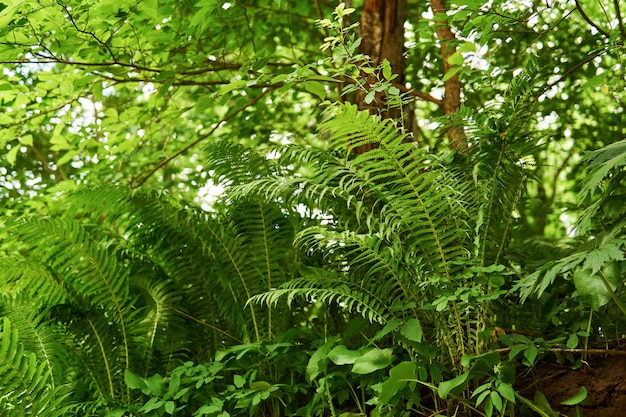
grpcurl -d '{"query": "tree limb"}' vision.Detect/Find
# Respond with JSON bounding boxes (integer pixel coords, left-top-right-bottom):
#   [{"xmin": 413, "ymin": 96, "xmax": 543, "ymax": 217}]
[
  {"xmin": 575, "ymin": 0, "xmax": 610, "ymax": 38},
  {"xmin": 130, "ymin": 89, "xmax": 273, "ymax": 188}
]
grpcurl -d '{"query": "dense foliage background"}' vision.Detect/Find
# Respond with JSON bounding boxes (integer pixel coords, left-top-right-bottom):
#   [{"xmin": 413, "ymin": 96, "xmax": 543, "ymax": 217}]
[{"xmin": 0, "ymin": 0, "xmax": 625, "ymax": 416}]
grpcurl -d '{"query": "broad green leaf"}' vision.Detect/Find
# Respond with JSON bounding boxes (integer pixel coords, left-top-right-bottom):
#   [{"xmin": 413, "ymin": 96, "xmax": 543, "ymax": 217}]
[
  {"xmin": 496, "ymin": 382, "xmax": 516, "ymax": 403},
  {"xmin": 573, "ymin": 268, "xmax": 612, "ymax": 310},
  {"xmin": 438, "ymin": 372, "xmax": 469, "ymax": 399},
  {"xmin": 303, "ymin": 81, "xmax": 326, "ymax": 100},
  {"xmin": 442, "ymin": 65, "xmax": 462, "ymax": 82},
  {"xmin": 0, "ymin": 0, "xmax": 24, "ymax": 28},
  {"xmin": 351, "ymin": 348, "xmax": 394, "ymax": 374},
  {"xmin": 124, "ymin": 369, "xmax": 149, "ymax": 393},
  {"xmin": 399, "ymin": 318, "xmax": 422, "ymax": 342},
  {"xmin": 561, "ymin": 386, "xmax": 587, "ymax": 405},
  {"xmin": 378, "ymin": 361, "xmax": 417, "ymax": 403},
  {"xmin": 328, "ymin": 345, "xmax": 361, "ymax": 365},
  {"xmin": 6, "ymin": 144, "xmax": 19, "ymax": 166},
  {"xmin": 306, "ymin": 336, "xmax": 339, "ymax": 381}
]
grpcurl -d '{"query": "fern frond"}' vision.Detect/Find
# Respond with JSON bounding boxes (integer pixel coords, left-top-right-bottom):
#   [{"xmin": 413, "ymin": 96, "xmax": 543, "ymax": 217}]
[
  {"xmin": 319, "ymin": 103, "xmax": 472, "ymax": 279},
  {"xmin": 0, "ymin": 317, "xmax": 73, "ymax": 416}
]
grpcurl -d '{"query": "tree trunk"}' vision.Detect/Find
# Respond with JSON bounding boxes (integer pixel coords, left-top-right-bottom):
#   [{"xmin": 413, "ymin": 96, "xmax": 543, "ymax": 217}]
[
  {"xmin": 353, "ymin": 0, "xmax": 407, "ymax": 154},
  {"xmin": 430, "ymin": 0, "xmax": 467, "ymax": 151}
]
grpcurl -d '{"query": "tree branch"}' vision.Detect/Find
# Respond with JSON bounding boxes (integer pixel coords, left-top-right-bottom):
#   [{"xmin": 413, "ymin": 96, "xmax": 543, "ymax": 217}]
[
  {"xmin": 575, "ymin": 0, "xmax": 610, "ymax": 38},
  {"xmin": 614, "ymin": 0, "xmax": 626, "ymax": 38},
  {"xmin": 130, "ymin": 89, "xmax": 273, "ymax": 188},
  {"xmin": 430, "ymin": 0, "xmax": 467, "ymax": 152}
]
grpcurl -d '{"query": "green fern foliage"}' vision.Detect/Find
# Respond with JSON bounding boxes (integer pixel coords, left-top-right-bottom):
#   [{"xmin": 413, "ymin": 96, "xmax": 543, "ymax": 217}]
[
  {"xmin": 0, "ymin": 317, "xmax": 72, "ymax": 416},
  {"xmin": 0, "ymin": 183, "xmax": 304, "ymax": 413}
]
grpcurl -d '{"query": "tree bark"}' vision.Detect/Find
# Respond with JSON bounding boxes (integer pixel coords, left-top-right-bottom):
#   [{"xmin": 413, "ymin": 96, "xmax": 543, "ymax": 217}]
[
  {"xmin": 353, "ymin": 0, "xmax": 407, "ymax": 154},
  {"xmin": 430, "ymin": 0, "xmax": 467, "ymax": 151}
]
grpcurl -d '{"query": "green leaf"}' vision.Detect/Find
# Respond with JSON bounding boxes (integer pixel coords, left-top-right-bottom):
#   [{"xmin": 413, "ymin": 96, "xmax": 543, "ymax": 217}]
[
  {"xmin": 234, "ymin": 374, "xmax": 245, "ymax": 388},
  {"xmin": 496, "ymin": 382, "xmax": 516, "ymax": 403},
  {"xmin": 328, "ymin": 345, "xmax": 361, "ymax": 365},
  {"xmin": 306, "ymin": 336, "xmax": 339, "ymax": 382},
  {"xmin": 351, "ymin": 348, "xmax": 394, "ymax": 374},
  {"xmin": 561, "ymin": 386, "xmax": 587, "ymax": 405},
  {"xmin": 6, "ymin": 144, "xmax": 19, "ymax": 166},
  {"xmin": 124, "ymin": 369, "xmax": 149, "ymax": 393},
  {"xmin": 573, "ymin": 268, "xmax": 611, "ymax": 310},
  {"xmin": 381, "ymin": 59, "xmax": 392, "ymax": 81},
  {"xmin": 448, "ymin": 52, "xmax": 464, "ymax": 66},
  {"xmin": 399, "ymin": 318, "xmax": 423, "ymax": 342},
  {"xmin": 442, "ymin": 66, "xmax": 462, "ymax": 82},
  {"xmin": 584, "ymin": 243, "xmax": 624, "ymax": 273},
  {"xmin": 303, "ymin": 81, "xmax": 326, "ymax": 100},
  {"xmin": 438, "ymin": 372, "xmax": 470, "ymax": 399},
  {"xmin": 378, "ymin": 361, "xmax": 417, "ymax": 403},
  {"xmin": 566, "ymin": 333, "xmax": 578, "ymax": 349},
  {"xmin": 0, "ymin": 0, "xmax": 24, "ymax": 28},
  {"xmin": 490, "ymin": 391, "xmax": 503, "ymax": 411}
]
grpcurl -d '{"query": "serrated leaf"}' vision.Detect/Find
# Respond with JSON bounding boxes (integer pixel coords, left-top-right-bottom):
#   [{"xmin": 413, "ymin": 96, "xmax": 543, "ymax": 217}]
[
  {"xmin": 584, "ymin": 243, "xmax": 624, "ymax": 273},
  {"xmin": 399, "ymin": 318, "xmax": 422, "ymax": 342}
]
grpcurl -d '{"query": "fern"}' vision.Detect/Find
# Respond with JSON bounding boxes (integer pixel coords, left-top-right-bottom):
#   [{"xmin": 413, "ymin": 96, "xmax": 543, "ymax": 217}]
[{"xmin": 0, "ymin": 317, "xmax": 72, "ymax": 416}]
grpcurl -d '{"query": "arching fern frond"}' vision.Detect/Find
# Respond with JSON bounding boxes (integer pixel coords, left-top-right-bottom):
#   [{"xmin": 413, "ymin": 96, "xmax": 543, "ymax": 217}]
[{"xmin": 0, "ymin": 317, "xmax": 73, "ymax": 416}]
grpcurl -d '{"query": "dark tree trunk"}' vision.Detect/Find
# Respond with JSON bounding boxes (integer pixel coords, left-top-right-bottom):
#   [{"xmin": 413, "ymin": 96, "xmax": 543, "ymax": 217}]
[
  {"xmin": 430, "ymin": 0, "xmax": 467, "ymax": 151},
  {"xmin": 352, "ymin": 0, "xmax": 407, "ymax": 154}
]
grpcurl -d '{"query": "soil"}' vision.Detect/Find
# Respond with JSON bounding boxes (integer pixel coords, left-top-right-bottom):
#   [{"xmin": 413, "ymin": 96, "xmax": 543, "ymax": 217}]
[{"xmin": 516, "ymin": 353, "xmax": 626, "ymax": 417}]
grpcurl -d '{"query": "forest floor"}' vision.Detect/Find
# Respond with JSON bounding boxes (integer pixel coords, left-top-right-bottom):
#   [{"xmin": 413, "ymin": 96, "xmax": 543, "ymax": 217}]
[{"xmin": 516, "ymin": 350, "xmax": 626, "ymax": 417}]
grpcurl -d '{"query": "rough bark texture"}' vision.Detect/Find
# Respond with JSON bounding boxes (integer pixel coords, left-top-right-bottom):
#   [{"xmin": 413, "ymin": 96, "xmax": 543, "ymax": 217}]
[
  {"xmin": 353, "ymin": 0, "xmax": 407, "ymax": 154},
  {"xmin": 430, "ymin": 0, "xmax": 467, "ymax": 151}
]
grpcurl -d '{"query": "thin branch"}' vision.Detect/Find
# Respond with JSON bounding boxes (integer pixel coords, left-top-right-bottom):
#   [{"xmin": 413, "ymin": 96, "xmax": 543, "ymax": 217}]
[
  {"xmin": 614, "ymin": 0, "xmax": 626, "ymax": 38},
  {"xmin": 398, "ymin": 84, "xmax": 443, "ymax": 107},
  {"xmin": 57, "ymin": 0, "xmax": 119, "ymax": 63},
  {"xmin": 0, "ymin": 98, "xmax": 79, "ymax": 129},
  {"xmin": 536, "ymin": 47, "xmax": 606, "ymax": 101},
  {"xmin": 131, "ymin": 89, "xmax": 273, "ymax": 188},
  {"xmin": 496, "ymin": 347, "xmax": 626, "ymax": 356},
  {"xmin": 164, "ymin": 304, "xmax": 243, "ymax": 343},
  {"xmin": 575, "ymin": 0, "xmax": 610, "ymax": 38}
]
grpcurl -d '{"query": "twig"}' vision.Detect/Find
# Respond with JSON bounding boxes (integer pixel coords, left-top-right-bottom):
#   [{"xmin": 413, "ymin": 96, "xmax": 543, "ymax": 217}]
[
  {"xmin": 575, "ymin": 0, "xmax": 610, "ymax": 38},
  {"xmin": 130, "ymin": 89, "xmax": 273, "ymax": 188},
  {"xmin": 0, "ymin": 98, "xmax": 79, "ymax": 129},
  {"xmin": 614, "ymin": 0, "xmax": 626, "ymax": 38},
  {"xmin": 496, "ymin": 347, "xmax": 626, "ymax": 356},
  {"xmin": 165, "ymin": 304, "xmax": 242, "ymax": 343}
]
